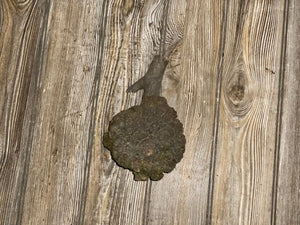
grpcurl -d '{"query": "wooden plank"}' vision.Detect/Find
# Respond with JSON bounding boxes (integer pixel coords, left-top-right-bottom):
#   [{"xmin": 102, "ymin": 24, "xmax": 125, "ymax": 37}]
[
  {"xmin": 84, "ymin": 0, "xmax": 188, "ymax": 224},
  {"xmin": 0, "ymin": 0, "xmax": 107, "ymax": 224},
  {"xmin": 0, "ymin": 1, "xmax": 51, "ymax": 224},
  {"xmin": 19, "ymin": 2, "xmax": 108, "ymax": 224},
  {"xmin": 211, "ymin": 0, "xmax": 285, "ymax": 224},
  {"xmin": 276, "ymin": 0, "xmax": 300, "ymax": 224},
  {"xmin": 148, "ymin": 0, "xmax": 223, "ymax": 224}
]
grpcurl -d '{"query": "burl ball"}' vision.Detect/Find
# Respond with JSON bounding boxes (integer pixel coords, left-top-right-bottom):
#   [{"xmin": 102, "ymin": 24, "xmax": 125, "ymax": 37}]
[{"xmin": 103, "ymin": 96, "xmax": 185, "ymax": 181}]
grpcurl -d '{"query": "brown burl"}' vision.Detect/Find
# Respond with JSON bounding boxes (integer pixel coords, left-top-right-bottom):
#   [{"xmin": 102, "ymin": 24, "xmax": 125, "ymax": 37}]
[{"xmin": 103, "ymin": 56, "xmax": 185, "ymax": 181}]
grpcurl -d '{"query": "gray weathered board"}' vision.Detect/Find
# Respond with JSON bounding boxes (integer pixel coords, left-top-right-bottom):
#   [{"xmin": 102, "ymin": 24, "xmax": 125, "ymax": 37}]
[{"xmin": 0, "ymin": 0, "xmax": 299, "ymax": 224}]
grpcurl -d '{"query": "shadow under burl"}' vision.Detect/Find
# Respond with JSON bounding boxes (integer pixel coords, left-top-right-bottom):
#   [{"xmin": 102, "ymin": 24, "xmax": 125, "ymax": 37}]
[{"xmin": 103, "ymin": 55, "xmax": 186, "ymax": 181}]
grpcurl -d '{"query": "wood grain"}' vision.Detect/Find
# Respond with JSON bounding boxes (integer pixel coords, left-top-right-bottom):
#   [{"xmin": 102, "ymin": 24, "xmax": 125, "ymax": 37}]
[
  {"xmin": 149, "ymin": 0, "xmax": 222, "ymax": 224},
  {"xmin": 276, "ymin": 0, "xmax": 300, "ymax": 224},
  {"xmin": 85, "ymin": 0, "xmax": 188, "ymax": 224},
  {"xmin": 0, "ymin": 0, "xmax": 298, "ymax": 224},
  {"xmin": 211, "ymin": 0, "xmax": 285, "ymax": 224},
  {"xmin": 1, "ymin": 0, "xmax": 106, "ymax": 224},
  {"xmin": 0, "ymin": 1, "xmax": 51, "ymax": 224}
]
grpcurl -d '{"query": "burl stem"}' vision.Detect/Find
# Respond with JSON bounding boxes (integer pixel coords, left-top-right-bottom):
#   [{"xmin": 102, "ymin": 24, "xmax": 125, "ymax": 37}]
[{"xmin": 127, "ymin": 56, "xmax": 169, "ymax": 97}]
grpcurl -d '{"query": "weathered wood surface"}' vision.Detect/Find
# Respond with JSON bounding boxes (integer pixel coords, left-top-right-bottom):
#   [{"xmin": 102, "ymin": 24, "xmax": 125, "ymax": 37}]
[
  {"xmin": 212, "ymin": 0, "xmax": 285, "ymax": 224},
  {"xmin": 0, "ymin": 0, "xmax": 298, "ymax": 225},
  {"xmin": 276, "ymin": 0, "xmax": 300, "ymax": 224}
]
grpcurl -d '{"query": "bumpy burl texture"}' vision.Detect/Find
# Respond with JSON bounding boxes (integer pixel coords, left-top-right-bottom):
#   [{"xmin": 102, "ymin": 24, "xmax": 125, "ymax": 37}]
[{"xmin": 103, "ymin": 96, "xmax": 185, "ymax": 181}]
